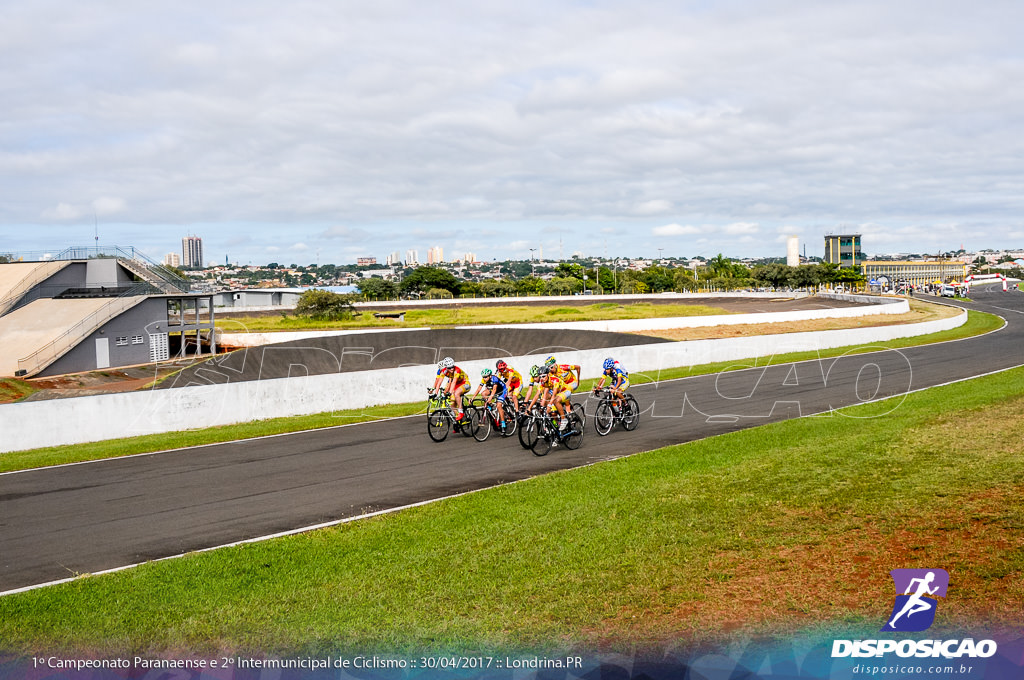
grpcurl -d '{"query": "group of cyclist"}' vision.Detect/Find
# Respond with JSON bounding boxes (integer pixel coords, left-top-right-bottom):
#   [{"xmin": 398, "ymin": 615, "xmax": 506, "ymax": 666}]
[{"xmin": 429, "ymin": 353, "xmax": 630, "ymax": 433}]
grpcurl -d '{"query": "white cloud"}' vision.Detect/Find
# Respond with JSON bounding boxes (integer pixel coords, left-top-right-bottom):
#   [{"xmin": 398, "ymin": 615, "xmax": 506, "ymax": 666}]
[
  {"xmin": 93, "ymin": 197, "xmax": 126, "ymax": 216},
  {"xmin": 653, "ymin": 223, "xmax": 700, "ymax": 236},
  {"xmin": 41, "ymin": 203, "xmax": 83, "ymax": 220},
  {"xmin": 723, "ymin": 222, "xmax": 760, "ymax": 235},
  {"xmin": 4, "ymin": 1, "xmax": 1023, "ymax": 262}
]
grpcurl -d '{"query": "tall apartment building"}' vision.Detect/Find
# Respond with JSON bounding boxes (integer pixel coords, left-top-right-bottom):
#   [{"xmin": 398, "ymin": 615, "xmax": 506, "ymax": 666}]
[
  {"xmin": 164, "ymin": 252, "xmax": 181, "ymax": 267},
  {"xmin": 427, "ymin": 246, "xmax": 444, "ymax": 265},
  {"xmin": 824, "ymin": 233, "xmax": 861, "ymax": 267},
  {"xmin": 385, "ymin": 251, "xmax": 402, "ymax": 266},
  {"xmin": 182, "ymin": 236, "xmax": 204, "ymax": 268},
  {"xmin": 405, "ymin": 250, "xmax": 419, "ymax": 266}
]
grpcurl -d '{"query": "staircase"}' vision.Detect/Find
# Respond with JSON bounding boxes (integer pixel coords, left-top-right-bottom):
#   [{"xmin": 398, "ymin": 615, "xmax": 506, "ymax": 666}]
[{"xmin": 0, "ymin": 261, "xmax": 71, "ymax": 317}]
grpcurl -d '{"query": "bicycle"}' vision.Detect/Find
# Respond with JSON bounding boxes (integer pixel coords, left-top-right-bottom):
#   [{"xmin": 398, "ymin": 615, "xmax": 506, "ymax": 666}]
[
  {"xmin": 531, "ymin": 405, "xmax": 584, "ymax": 456},
  {"xmin": 592, "ymin": 388, "xmax": 639, "ymax": 436},
  {"xmin": 426, "ymin": 391, "xmax": 478, "ymax": 442},
  {"xmin": 472, "ymin": 396, "xmax": 518, "ymax": 441}
]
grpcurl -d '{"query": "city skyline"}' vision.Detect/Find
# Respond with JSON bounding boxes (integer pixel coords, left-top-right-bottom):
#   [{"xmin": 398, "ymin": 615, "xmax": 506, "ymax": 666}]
[{"xmin": 3, "ymin": 2, "xmax": 1022, "ymax": 265}]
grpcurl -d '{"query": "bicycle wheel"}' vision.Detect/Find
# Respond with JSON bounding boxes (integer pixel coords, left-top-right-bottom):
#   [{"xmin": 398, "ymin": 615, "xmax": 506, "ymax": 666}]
[
  {"xmin": 461, "ymin": 406, "xmax": 481, "ymax": 437},
  {"xmin": 622, "ymin": 395, "xmax": 640, "ymax": 431},
  {"xmin": 500, "ymin": 404, "xmax": 518, "ymax": 437},
  {"xmin": 473, "ymin": 406, "xmax": 493, "ymax": 442},
  {"xmin": 427, "ymin": 409, "xmax": 451, "ymax": 442},
  {"xmin": 563, "ymin": 412, "xmax": 585, "ymax": 450},
  {"xmin": 571, "ymin": 401, "xmax": 586, "ymax": 426},
  {"xmin": 594, "ymin": 400, "xmax": 614, "ymax": 436},
  {"xmin": 531, "ymin": 421, "xmax": 554, "ymax": 456},
  {"xmin": 519, "ymin": 416, "xmax": 538, "ymax": 450}
]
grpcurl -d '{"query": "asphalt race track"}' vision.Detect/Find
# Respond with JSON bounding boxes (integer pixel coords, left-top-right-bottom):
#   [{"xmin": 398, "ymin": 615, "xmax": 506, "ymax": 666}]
[{"xmin": 1, "ymin": 289, "xmax": 1022, "ymax": 593}]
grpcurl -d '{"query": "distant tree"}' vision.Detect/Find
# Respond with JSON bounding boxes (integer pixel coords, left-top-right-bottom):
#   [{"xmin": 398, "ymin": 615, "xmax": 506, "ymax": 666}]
[
  {"xmin": 555, "ymin": 262, "xmax": 585, "ymax": 280},
  {"xmin": 546, "ymin": 276, "xmax": 583, "ymax": 295},
  {"xmin": 515, "ymin": 276, "xmax": 547, "ymax": 295},
  {"xmin": 640, "ymin": 265, "xmax": 673, "ymax": 292},
  {"xmin": 294, "ymin": 290, "xmax": 358, "ymax": 320},
  {"xmin": 426, "ymin": 287, "xmax": 454, "ymax": 299},
  {"xmin": 401, "ymin": 266, "xmax": 460, "ymax": 296},
  {"xmin": 480, "ymin": 279, "xmax": 516, "ymax": 297},
  {"xmin": 356, "ymin": 277, "xmax": 399, "ymax": 299},
  {"xmin": 458, "ymin": 281, "xmax": 483, "ymax": 297},
  {"xmin": 672, "ymin": 268, "xmax": 697, "ymax": 290}
]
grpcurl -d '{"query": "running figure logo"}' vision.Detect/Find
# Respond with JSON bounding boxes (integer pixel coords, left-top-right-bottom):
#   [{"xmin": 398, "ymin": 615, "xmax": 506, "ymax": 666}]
[{"xmin": 882, "ymin": 569, "xmax": 949, "ymax": 632}]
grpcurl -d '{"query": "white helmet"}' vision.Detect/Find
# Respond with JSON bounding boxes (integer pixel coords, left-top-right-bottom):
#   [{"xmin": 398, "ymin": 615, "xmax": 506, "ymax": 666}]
[{"xmin": 438, "ymin": 357, "xmax": 455, "ymax": 370}]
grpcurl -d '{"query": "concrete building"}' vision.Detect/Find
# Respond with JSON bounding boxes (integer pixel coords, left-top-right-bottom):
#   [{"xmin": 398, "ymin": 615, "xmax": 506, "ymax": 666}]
[
  {"xmin": 0, "ymin": 246, "xmax": 214, "ymax": 377},
  {"xmin": 786, "ymin": 236, "xmax": 800, "ymax": 267},
  {"xmin": 824, "ymin": 233, "xmax": 862, "ymax": 267},
  {"xmin": 405, "ymin": 250, "xmax": 419, "ymax": 266},
  {"xmin": 427, "ymin": 246, "xmax": 444, "ymax": 264},
  {"xmin": 861, "ymin": 260, "xmax": 968, "ymax": 291},
  {"xmin": 182, "ymin": 236, "xmax": 204, "ymax": 268},
  {"xmin": 356, "ymin": 257, "xmax": 377, "ymax": 266},
  {"xmin": 164, "ymin": 252, "xmax": 181, "ymax": 267}
]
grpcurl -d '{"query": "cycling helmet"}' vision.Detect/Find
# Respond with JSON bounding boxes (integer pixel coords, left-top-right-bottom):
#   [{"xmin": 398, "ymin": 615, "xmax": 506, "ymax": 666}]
[
  {"xmin": 603, "ymin": 358, "xmax": 616, "ymax": 371},
  {"xmin": 495, "ymin": 360, "xmax": 508, "ymax": 371},
  {"xmin": 481, "ymin": 368, "xmax": 492, "ymax": 378},
  {"xmin": 529, "ymin": 365, "xmax": 540, "ymax": 378},
  {"xmin": 439, "ymin": 357, "xmax": 455, "ymax": 370},
  {"xmin": 544, "ymin": 355, "xmax": 557, "ymax": 367}
]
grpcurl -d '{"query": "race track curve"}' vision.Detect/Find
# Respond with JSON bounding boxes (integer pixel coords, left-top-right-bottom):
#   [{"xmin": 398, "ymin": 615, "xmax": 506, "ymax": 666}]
[{"xmin": 1, "ymin": 289, "xmax": 1022, "ymax": 594}]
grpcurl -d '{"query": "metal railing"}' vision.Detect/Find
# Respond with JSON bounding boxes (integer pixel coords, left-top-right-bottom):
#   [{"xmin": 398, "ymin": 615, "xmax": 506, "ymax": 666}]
[
  {"xmin": 15, "ymin": 284, "xmax": 154, "ymax": 377},
  {"xmin": 1, "ymin": 245, "xmax": 190, "ymax": 293},
  {"xmin": 0, "ymin": 261, "xmax": 70, "ymax": 317}
]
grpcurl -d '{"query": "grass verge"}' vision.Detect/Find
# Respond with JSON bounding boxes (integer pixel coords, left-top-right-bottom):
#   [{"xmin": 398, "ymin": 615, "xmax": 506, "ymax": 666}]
[
  {"xmin": 217, "ymin": 302, "xmax": 732, "ymax": 332},
  {"xmin": 1, "ymin": 364, "xmax": 1021, "ymax": 656},
  {"xmin": 0, "ymin": 309, "xmax": 1001, "ymax": 474}
]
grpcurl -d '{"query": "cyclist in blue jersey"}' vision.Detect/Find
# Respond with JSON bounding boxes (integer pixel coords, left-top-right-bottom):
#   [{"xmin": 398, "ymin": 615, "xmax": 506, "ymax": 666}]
[
  {"xmin": 593, "ymin": 357, "xmax": 630, "ymax": 402},
  {"xmin": 470, "ymin": 368, "xmax": 511, "ymax": 431}
]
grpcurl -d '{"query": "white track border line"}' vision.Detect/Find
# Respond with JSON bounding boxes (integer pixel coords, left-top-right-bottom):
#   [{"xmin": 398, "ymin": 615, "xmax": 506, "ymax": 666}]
[{"xmin": 1, "ymin": 302, "xmax": 1016, "ymax": 596}]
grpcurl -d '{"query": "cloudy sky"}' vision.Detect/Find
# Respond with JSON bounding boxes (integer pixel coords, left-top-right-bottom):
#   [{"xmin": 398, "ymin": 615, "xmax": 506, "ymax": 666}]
[{"xmin": 3, "ymin": 1, "xmax": 1023, "ymax": 266}]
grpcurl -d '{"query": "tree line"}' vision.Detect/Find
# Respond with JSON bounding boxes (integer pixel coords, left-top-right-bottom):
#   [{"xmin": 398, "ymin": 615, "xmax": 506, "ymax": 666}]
[{"xmin": 353, "ymin": 258, "xmax": 865, "ymax": 300}]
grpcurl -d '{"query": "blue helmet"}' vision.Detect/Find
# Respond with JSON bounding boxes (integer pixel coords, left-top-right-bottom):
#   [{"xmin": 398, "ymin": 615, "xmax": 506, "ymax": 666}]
[{"xmin": 603, "ymin": 357, "xmax": 616, "ymax": 371}]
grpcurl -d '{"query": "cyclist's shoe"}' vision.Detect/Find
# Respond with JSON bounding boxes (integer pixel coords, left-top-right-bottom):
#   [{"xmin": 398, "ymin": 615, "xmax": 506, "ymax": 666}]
[
  {"xmin": 455, "ymin": 411, "xmax": 465, "ymax": 421},
  {"xmin": 559, "ymin": 417, "xmax": 568, "ymax": 431}
]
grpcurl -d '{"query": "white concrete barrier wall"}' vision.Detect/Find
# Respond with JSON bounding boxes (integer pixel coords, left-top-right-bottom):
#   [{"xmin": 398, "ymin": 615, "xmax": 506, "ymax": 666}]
[
  {"xmin": 218, "ymin": 295, "xmax": 908, "ymax": 347},
  {"xmin": 0, "ymin": 306, "xmax": 964, "ymax": 454}
]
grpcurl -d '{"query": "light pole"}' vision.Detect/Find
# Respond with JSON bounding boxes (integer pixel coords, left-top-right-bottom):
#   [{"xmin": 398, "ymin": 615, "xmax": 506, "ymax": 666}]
[{"xmin": 529, "ymin": 248, "xmax": 536, "ymax": 277}]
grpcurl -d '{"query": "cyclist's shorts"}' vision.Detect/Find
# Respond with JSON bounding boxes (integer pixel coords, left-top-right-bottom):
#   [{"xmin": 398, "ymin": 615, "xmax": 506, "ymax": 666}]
[
  {"xmin": 555, "ymin": 388, "xmax": 572, "ymax": 403},
  {"xmin": 615, "ymin": 378, "xmax": 630, "ymax": 392},
  {"xmin": 451, "ymin": 379, "xmax": 469, "ymax": 392}
]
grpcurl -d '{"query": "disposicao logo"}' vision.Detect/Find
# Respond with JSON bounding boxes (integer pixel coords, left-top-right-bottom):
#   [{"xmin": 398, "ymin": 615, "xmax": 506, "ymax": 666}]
[
  {"xmin": 832, "ymin": 567, "xmax": 997, "ymax": 660},
  {"xmin": 882, "ymin": 568, "xmax": 949, "ymax": 632}
]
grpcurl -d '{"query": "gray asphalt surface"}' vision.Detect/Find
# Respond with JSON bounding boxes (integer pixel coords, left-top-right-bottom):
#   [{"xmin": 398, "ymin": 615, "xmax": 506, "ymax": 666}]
[{"xmin": 1, "ymin": 289, "xmax": 1022, "ymax": 593}]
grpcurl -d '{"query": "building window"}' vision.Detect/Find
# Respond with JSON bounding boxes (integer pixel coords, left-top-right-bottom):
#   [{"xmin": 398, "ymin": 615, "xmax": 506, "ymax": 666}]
[
  {"xmin": 115, "ymin": 336, "xmax": 129, "ymax": 346},
  {"xmin": 131, "ymin": 335, "xmax": 145, "ymax": 345}
]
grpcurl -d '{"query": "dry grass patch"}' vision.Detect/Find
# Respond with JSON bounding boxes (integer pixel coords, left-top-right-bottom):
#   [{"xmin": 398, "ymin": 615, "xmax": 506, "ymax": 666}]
[{"xmin": 637, "ymin": 299, "xmax": 959, "ymax": 341}]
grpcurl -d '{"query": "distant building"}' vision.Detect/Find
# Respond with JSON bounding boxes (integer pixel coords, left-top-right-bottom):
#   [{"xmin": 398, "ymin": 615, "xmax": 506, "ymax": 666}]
[
  {"xmin": 405, "ymin": 250, "xmax": 419, "ymax": 266},
  {"xmin": 461, "ymin": 252, "xmax": 477, "ymax": 263},
  {"xmin": 427, "ymin": 246, "xmax": 444, "ymax": 264},
  {"xmin": 385, "ymin": 251, "xmax": 402, "ymax": 266},
  {"xmin": 164, "ymin": 253, "xmax": 181, "ymax": 267},
  {"xmin": 182, "ymin": 236, "xmax": 204, "ymax": 268},
  {"xmin": 356, "ymin": 257, "xmax": 377, "ymax": 266},
  {"xmin": 786, "ymin": 236, "xmax": 800, "ymax": 267},
  {"xmin": 861, "ymin": 260, "xmax": 968, "ymax": 290},
  {"xmin": 824, "ymin": 233, "xmax": 861, "ymax": 267}
]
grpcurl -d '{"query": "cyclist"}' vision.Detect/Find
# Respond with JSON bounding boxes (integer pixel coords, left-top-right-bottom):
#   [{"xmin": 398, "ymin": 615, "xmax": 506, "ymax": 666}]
[
  {"xmin": 544, "ymin": 355, "xmax": 582, "ymax": 391},
  {"xmin": 528, "ymin": 365, "xmax": 573, "ymax": 431},
  {"xmin": 470, "ymin": 368, "xmax": 510, "ymax": 431},
  {"xmin": 593, "ymin": 357, "xmax": 630, "ymax": 405},
  {"xmin": 430, "ymin": 357, "xmax": 470, "ymax": 422},
  {"xmin": 521, "ymin": 365, "xmax": 544, "ymax": 406},
  {"xmin": 495, "ymin": 360, "xmax": 523, "ymax": 414}
]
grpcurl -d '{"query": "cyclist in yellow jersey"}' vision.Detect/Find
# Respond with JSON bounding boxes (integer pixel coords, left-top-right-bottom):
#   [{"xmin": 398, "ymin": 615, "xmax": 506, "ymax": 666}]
[
  {"xmin": 544, "ymin": 355, "xmax": 581, "ymax": 390},
  {"xmin": 527, "ymin": 366, "xmax": 572, "ymax": 431},
  {"xmin": 495, "ymin": 360, "xmax": 523, "ymax": 414},
  {"xmin": 429, "ymin": 357, "xmax": 471, "ymax": 420}
]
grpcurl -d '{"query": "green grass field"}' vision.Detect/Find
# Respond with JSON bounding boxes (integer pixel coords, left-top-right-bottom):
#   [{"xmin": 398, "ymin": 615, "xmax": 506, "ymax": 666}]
[
  {"xmin": 217, "ymin": 302, "xmax": 732, "ymax": 332},
  {"xmin": 1, "ymin": 363, "xmax": 1021, "ymax": 657}
]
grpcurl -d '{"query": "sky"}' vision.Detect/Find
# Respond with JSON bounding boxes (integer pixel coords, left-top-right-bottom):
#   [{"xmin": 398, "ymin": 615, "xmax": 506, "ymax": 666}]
[{"xmin": 2, "ymin": 0, "xmax": 1023, "ymax": 266}]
